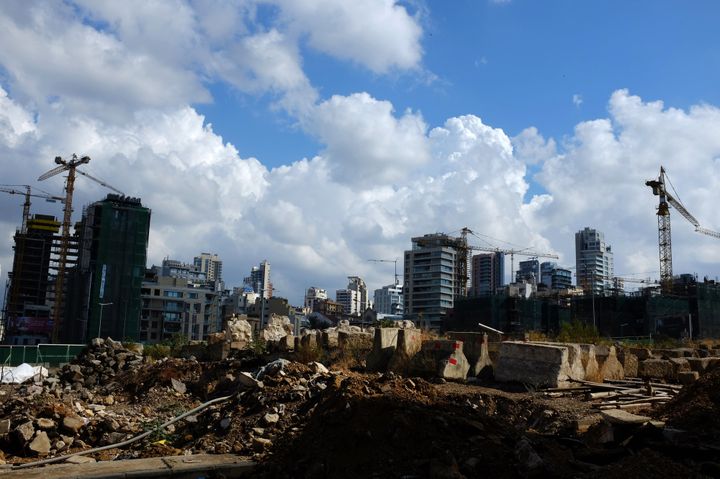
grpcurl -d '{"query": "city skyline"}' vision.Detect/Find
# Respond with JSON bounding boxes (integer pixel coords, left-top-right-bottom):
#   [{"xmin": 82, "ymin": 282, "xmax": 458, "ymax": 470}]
[{"xmin": 2, "ymin": 2, "xmax": 720, "ymax": 306}]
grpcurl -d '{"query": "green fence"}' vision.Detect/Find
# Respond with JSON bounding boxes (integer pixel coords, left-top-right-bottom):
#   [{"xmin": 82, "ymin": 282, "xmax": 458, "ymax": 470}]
[{"xmin": 0, "ymin": 344, "xmax": 87, "ymax": 367}]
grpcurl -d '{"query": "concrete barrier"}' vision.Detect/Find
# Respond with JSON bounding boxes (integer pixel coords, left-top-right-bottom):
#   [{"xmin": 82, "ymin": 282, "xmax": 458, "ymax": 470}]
[
  {"xmin": 447, "ymin": 332, "xmax": 493, "ymax": 377},
  {"xmin": 410, "ymin": 339, "xmax": 470, "ymax": 380},
  {"xmin": 300, "ymin": 332, "xmax": 319, "ymax": 350},
  {"xmin": 494, "ymin": 342, "xmax": 576, "ymax": 388},
  {"xmin": 538, "ymin": 342, "xmax": 585, "ymax": 381},
  {"xmin": 595, "ymin": 345, "xmax": 625, "ymax": 381},
  {"xmin": 387, "ymin": 328, "xmax": 422, "ymax": 374},
  {"xmin": 320, "ymin": 330, "xmax": 339, "ymax": 350},
  {"xmin": 617, "ymin": 349, "xmax": 639, "ymax": 378},
  {"xmin": 638, "ymin": 359, "xmax": 674, "ymax": 380},
  {"xmin": 338, "ymin": 330, "xmax": 373, "ymax": 352},
  {"xmin": 579, "ymin": 344, "xmax": 601, "ymax": 382},
  {"xmin": 366, "ymin": 328, "xmax": 400, "ymax": 372}
]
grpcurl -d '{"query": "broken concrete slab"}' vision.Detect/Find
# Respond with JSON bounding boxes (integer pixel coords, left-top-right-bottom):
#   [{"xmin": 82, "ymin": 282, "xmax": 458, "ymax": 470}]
[
  {"xmin": 29, "ymin": 431, "xmax": 51, "ymax": 455},
  {"xmin": 677, "ymin": 370, "xmax": 699, "ymax": 385},
  {"xmin": 687, "ymin": 357, "xmax": 713, "ymax": 373},
  {"xmin": 337, "ymin": 330, "xmax": 373, "ymax": 352},
  {"xmin": 601, "ymin": 409, "xmax": 654, "ymax": 425}
]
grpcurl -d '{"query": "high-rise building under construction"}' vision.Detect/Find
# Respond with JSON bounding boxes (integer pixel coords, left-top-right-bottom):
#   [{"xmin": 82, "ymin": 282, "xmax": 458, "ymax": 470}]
[
  {"xmin": 2, "ymin": 215, "xmax": 61, "ymax": 345},
  {"xmin": 64, "ymin": 195, "xmax": 151, "ymax": 342}
]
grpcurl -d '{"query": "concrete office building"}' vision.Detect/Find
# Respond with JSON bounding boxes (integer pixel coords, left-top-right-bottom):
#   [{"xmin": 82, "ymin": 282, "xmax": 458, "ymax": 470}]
[
  {"xmin": 347, "ymin": 276, "xmax": 369, "ymax": 314},
  {"xmin": 516, "ymin": 259, "xmax": 540, "ymax": 284}
]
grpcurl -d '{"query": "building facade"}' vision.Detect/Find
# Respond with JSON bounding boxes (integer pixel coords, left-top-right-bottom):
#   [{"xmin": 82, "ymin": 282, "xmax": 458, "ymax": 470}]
[
  {"xmin": 335, "ymin": 288, "xmax": 360, "ymax": 316},
  {"xmin": 373, "ymin": 283, "xmax": 403, "ymax": 315},
  {"xmin": 140, "ymin": 272, "xmax": 218, "ymax": 343},
  {"xmin": 540, "ymin": 262, "xmax": 573, "ymax": 290},
  {"xmin": 64, "ymin": 195, "xmax": 151, "ymax": 343},
  {"xmin": 244, "ymin": 260, "xmax": 272, "ymax": 299},
  {"xmin": 575, "ymin": 227, "xmax": 614, "ymax": 295},
  {"xmin": 470, "ymin": 252, "xmax": 504, "ymax": 297},
  {"xmin": 403, "ymin": 233, "xmax": 466, "ymax": 330},
  {"xmin": 193, "ymin": 252, "xmax": 222, "ymax": 289},
  {"xmin": 304, "ymin": 287, "xmax": 327, "ymax": 313},
  {"xmin": 346, "ymin": 276, "xmax": 369, "ymax": 314},
  {"xmin": 516, "ymin": 259, "xmax": 540, "ymax": 284}
]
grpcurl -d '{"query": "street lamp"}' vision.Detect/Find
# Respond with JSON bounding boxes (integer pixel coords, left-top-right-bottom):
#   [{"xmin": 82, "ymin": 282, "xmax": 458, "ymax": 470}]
[{"xmin": 97, "ymin": 302, "xmax": 113, "ymax": 339}]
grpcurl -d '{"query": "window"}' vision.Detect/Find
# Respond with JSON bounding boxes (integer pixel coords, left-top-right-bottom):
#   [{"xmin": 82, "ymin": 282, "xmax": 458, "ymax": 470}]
[{"xmin": 164, "ymin": 291, "xmax": 183, "ymax": 298}]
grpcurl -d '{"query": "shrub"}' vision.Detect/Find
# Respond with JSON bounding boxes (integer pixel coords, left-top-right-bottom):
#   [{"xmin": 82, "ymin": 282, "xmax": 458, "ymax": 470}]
[{"xmin": 556, "ymin": 320, "xmax": 600, "ymax": 344}]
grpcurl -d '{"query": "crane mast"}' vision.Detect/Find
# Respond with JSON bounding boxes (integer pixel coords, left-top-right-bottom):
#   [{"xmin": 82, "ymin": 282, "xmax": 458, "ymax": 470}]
[
  {"xmin": 38, "ymin": 154, "xmax": 124, "ymax": 342},
  {"xmin": 646, "ymin": 166, "xmax": 720, "ymax": 295}
]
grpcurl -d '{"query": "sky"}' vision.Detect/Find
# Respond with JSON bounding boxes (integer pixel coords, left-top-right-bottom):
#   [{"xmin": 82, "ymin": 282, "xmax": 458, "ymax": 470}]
[{"xmin": 2, "ymin": 0, "xmax": 720, "ymax": 307}]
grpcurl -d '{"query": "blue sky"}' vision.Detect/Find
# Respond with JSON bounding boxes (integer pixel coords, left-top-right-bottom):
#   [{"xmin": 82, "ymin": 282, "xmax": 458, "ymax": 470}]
[
  {"xmin": 2, "ymin": 1, "xmax": 720, "ymax": 305},
  {"xmin": 197, "ymin": 1, "xmax": 720, "ymax": 172}
]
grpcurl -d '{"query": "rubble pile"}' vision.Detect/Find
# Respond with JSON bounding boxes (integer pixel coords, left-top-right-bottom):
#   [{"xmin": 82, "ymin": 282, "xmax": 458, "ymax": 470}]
[{"xmin": 662, "ymin": 362, "xmax": 720, "ymax": 437}]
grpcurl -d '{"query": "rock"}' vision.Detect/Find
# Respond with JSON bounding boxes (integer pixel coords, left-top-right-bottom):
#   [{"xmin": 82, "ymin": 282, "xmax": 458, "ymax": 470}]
[
  {"xmin": 256, "ymin": 359, "xmax": 290, "ymax": 379},
  {"xmin": 125, "ymin": 343, "xmax": 144, "ymax": 355},
  {"xmin": 0, "ymin": 419, "xmax": 11, "ymax": 435},
  {"xmin": 515, "ymin": 438, "xmax": 543, "ymax": 472},
  {"xmin": 14, "ymin": 421, "xmax": 35, "ymax": 443},
  {"xmin": 36, "ymin": 418, "xmax": 56, "ymax": 430},
  {"xmin": 104, "ymin": 395, "xmax": 115, "ymax": 405},
  {"xmin": 171, "ymin": 378, "xmax": 187, "ymax": 394},
  {"xmin": 91, "ymin": 337, "xmax": 105, "ymax": 347},
  {"xmin": 29, "ymin": 431, "xmax": 51, "ymax": 455},
  {"xmin": 601, "ymin": 409, "xmax": 664, "ymax": 427},
  {"xmin": 263, "ymin": 413, "xmax": 280, "ymax": 425},
  {"xmin": 309, "ymin": 362, "xmax": 329, "ymax": 374},
  {"xmin": 54, "ymin": 440, "xmax": 67, "ymax": 451},
  {"xmin": 220, "ymin": 418, "xmax": 232, "ymax": 429},
  {"xmin": 261, "ymin": 314, "xmax": 293, "ymax": 342},
  {"xmin": 252, "ymin": 427, "xmax": 265, "ymax": 435},
  {"xmin": 226, "ymin": 315, "xmax": 253, "ymax": 346},
  {"xmin": 63, "ymin": 416, "xmax": 85, "ymax": 433},
  {"xmin": 238, "ymin": 372, "xmax": 263, "ymax": 389},
  {"xmin": 252, "ymin": 437, "xmax": 272, "ymax": 452},
  {"xmin": 65, "ymin": 455, "xmax": 96, "ymax": 464}
]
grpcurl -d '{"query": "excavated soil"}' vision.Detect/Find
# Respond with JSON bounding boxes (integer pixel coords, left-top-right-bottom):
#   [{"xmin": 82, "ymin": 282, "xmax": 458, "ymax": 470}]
[{"xmin": 2, "ymin": 340, "xmax": 720, "ymax": 478}]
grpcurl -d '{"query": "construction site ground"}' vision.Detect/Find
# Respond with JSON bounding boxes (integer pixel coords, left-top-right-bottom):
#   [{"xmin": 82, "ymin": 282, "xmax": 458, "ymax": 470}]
[{"xmin": 1, "ymin": 339, "xmax": 720, "ymax": 478}]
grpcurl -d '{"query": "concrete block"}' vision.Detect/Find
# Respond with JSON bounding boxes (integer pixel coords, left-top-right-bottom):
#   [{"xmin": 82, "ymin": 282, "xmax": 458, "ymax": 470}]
[
  {"xmin": 539, "ymin": 342, "xmax": 585, "ymax": 381},
  {"xmin": 677, "ymin": 371, "xmax": 699, "ymax": 385},
  {"xmin": 595, "ymin": 345, "xmax": 625, "ymax": 381},
  {"xmin": 617, "ymin": 349, "xmax": 639, "ymax": 378},
  {"xmin": 687, "ymin": 357, "xmax": 712, "ymax": 373},
  {"xmin": 274, "ymin": 335, "xmax": 295, "ymax": 352},
  {"xmin": 366, "ymin": 328, "xmax": 400, "ymax": 372},
  {"xmin": 628, "ymin": 347, "xmax": 652, "ymax": 360},
  {"xmin": 337, "ymin": 330, "xmax": 373, "ymax": 352},
  {"xmin": 410, "ymin": 340, "xmax": 470, "ymax": 380},
  {"xmin": 668, "ymin": 357, "xmax": 691, "ymax": 379},
  {"xmin": 579, "ymin": 344, "xmax": 601, "ymax": 382},
  {"xmin": 638, "ymin": 359, "xmax": 674, "ymax": 380},
  {"xmin": 388, "ymin": 328, "xmax": 423, "ymax": 375},
  {"xmin": 494, "ymin": 342, "xmax": 575, "ymax": 388},
  {"xmin": 447, "ymin": 332, "xmax": 494, "ymax": 377},
  {"xmin": 300, "ymin": 333, "xmax": 318, "ymax": 350},
  {"xmin": 321, "ymin": 330, "xmax": 339, "ymax": 350}
]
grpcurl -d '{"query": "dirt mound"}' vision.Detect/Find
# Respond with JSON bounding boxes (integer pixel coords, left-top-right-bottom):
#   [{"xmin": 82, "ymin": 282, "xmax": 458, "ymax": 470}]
[
  {"xmin": 253, "ymin": 375, "xmax": 557, "ymax": 478},
  {"xmin": 662, "ymin": 365, "xmax": 720, "ymax": 438}
]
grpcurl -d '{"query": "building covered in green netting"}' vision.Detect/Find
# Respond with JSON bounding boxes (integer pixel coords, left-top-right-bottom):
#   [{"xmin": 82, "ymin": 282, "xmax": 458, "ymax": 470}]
[{"xmin": 445, "ymin": 279, "xmax": 720, "ymax": 339}]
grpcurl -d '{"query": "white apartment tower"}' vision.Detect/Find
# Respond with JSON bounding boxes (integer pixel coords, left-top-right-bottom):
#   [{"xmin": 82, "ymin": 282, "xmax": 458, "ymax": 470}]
[
  {"xmin": 346, "ymin": 276, "xmax": 369, "ymax": 314},
  {"xmin": 575, "ymin": 227, "xmax": 614, "ymax": 295},
  {"xmin": 194, "ymin": 253, "xmax": 222, "ymax": 284}
]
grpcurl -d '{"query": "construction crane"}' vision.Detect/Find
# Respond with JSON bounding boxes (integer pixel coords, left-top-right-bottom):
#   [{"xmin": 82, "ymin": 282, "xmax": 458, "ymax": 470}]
[
  {"xmin": 368, "ymin": 258, "xmax": 399, "ymax": 286},
  {"xmin": 646, "ymin": 166, "xmax": 720, "ymax": 294},
  {"xmin": 461, "ymin": 227, "xmax": 559, "ymax": 279},
  {"xmin": 38, "ymin": 154, "xmax": 125, "ymax": 342},
  {"xmin": 0, "ymin": 185, "xmax": 64, "ymax": 233}
]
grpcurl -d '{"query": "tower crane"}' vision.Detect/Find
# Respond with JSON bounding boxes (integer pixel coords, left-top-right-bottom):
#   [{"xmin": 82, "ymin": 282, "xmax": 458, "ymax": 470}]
[
  {"xmin": 38, "ymin": 154, "xmax": 125, "ymax": 342},
  {"xmin": 461, "ymin": 227, "xmax": 559, "ymax": 280},
  {"xmin": 367, "ymin": 258, "xmax": 399, "ymax": 286},
  {"xmin": 0, "ymin": 185, "xmax": 64, "ymax": 233},
  {"xmin": 646, "ymin": 166, "xmax": 720, "ymax": 294}
]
